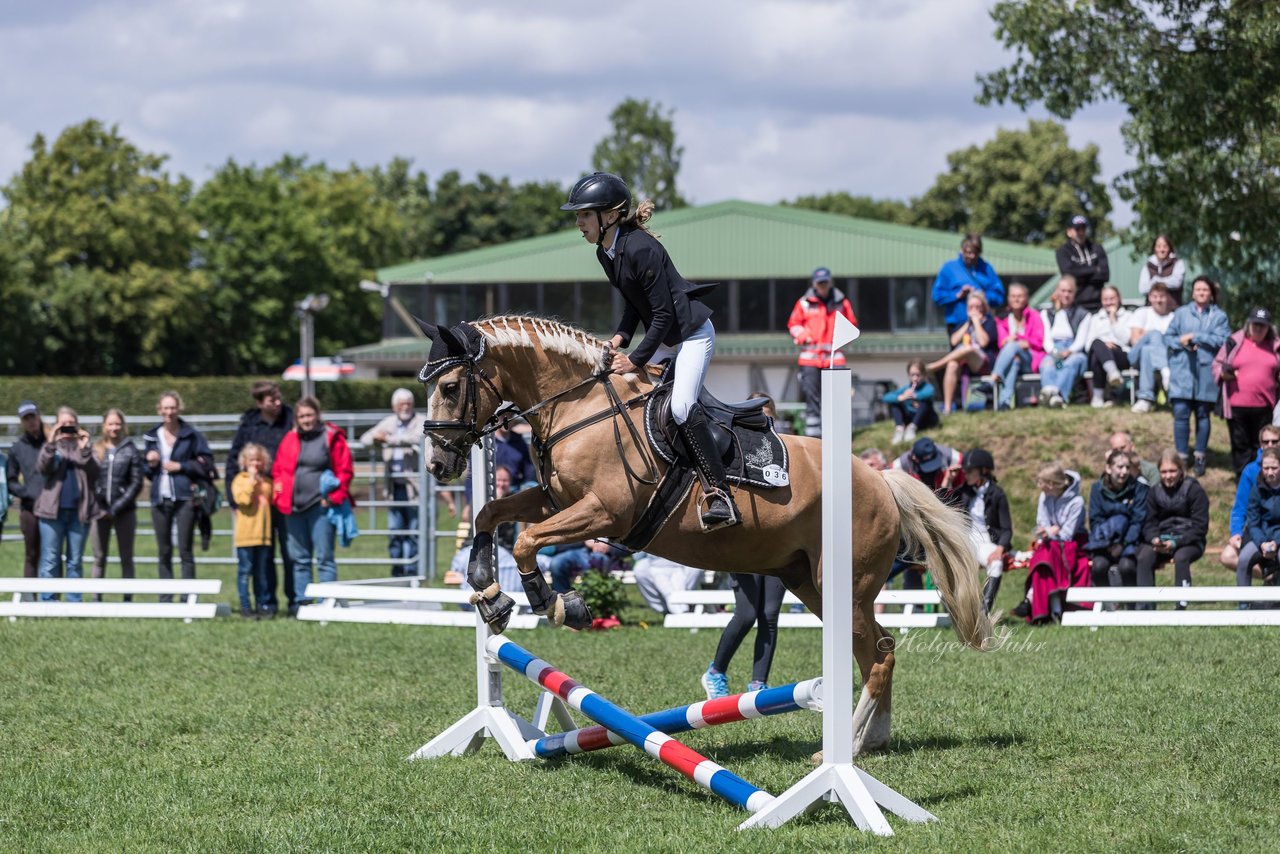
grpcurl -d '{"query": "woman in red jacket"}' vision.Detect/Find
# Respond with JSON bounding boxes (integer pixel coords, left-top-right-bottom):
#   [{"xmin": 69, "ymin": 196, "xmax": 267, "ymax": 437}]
[{"xmin": 272, "ymin": 397, "xmax": 353, "ymax": 608}]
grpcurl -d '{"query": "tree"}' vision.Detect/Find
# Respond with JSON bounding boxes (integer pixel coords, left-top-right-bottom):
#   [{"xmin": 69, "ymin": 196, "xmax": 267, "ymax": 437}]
[
  {"xmin": 0, "ymin": 120, "xmax": 210, "ymax": 375},
  {"xmin": 592, "ymin": 98, "xmax": 686, "ymax": 210},
  {"xmin": 911, "ymin": 120, "xmax": 1111, "ymax": 245},
  {"xmin": 419, "ymin": 170, "xmax": 565, "ymax": 258},
  {"xmin": 785, "ymin": 192, "xmax": 913, "ymax": 225},
  {"xmin": 193, "ymin": 156, "xmax": 402, "ymax": 374},
  {"xmin": 978, "ymin": 0, "xmax": 1280, "ymax": 316}
]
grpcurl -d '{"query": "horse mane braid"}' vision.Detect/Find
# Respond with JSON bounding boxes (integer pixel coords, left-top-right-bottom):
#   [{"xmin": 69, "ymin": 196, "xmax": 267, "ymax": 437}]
[{"xmin": 471, "ymin": 315, "xmax": 604, "ymax": 369}]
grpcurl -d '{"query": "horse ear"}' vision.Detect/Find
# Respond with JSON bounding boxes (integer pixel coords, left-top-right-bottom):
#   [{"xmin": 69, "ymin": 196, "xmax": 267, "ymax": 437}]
[
  {"xmin": 436, "ymin": 324, "xmax": 466, "ymax": 355},
  {"xmin": 411, "ymin": 314, "xmax": 438, "ymax": 339}
]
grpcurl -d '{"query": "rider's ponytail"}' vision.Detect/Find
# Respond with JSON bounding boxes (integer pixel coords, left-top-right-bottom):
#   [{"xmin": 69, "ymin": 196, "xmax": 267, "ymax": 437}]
[{"xmin": 624, "ymin": 198, "xmax": 659, "ymax": 237}]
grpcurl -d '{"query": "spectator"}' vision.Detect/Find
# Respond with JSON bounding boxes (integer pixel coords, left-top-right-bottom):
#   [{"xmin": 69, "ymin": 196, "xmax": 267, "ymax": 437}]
[
  {"xmin": 930, "ymin": 233, "xmax": 1005, "ymax": 337},
  {"xmin": 34, "ymin": 408, "xmax": 99, "ymax": 602},
  {"xmin": 1237, "ymin": 447, "xmax": 1280, "ymax": 595},
  {"xmin": 231, "ymin": 443, "xmax": 276, "ymax": 619},
  {"xmin": 957, "ymin": 448, "xmax": 1012, "ymax": 614},
  {"xmin": 748, "ymin": 391, "xmax": 791, "ymax": 434},
  {"xmin": 882, "ymin": 360, "xmax": 938, "ymax": 446},
  {"xmin": 1014, "ymin": 464, "xmax": 1087, "ymax": 624},
  {"xmin": 272, "ymin": 397, "xmax": 354, "ymax": 609},
  {"xmin": 701, "ymin": 571, "xmax": 788, "ymax": 698},
  {"xmin": 1135, "ymin": 450, "xmax": 1208, "ymax": 610},
  {"xmin": 632, "ymin": 552, "xmax": 703, "ymax": 615},
  {"xmin": 992, "ymin": 282, "xmax": 1046, "ymax": 411},
  {"xmin": 451, "ymin": 465, "xmax": 522, "ymax": 595},
  {"xmin": 925, "ymin": 290, "xmax": 998, "ymax": 415},
  {"xmin": 89, "ymin": 409, "xmax": 144, "ymax": 600},
  {"xmin": 1086, "ymin": 449, "xmax": 1148, "ymax": 600},
  {"xmin": 0, "ymin": 448, "xmax": 6, "ymax": 541},
  {"xmin": 457, "ymin": 423, "xmax": 538, "ymax": 522},
  {"xmin": 893, "ymin": 437, "xmax": 964, "ymax": 504},
  {"xmin": 1129, "ymin": 282, "xmax": 1176, "ymax": 413},
  {"xmin": 1085, "ymin": 285, "xmax": 1134, "ymax": 408},
  {"xmin": 225, "ymin": 381, "xmax": 295, "ymax": 613},
  {"xmin": 859, "ymin": 448, "xmax": 888, "ymax": 471},
  {"xmin": 1038, "ymin": 275, "xmax": 1091, "ymax": 408},
  {"xmin": 144, "ymin": 392, "xmax": 216, "ymax": 599},
  {"xmin": 1138, "ymin": 234, "xmax": 1186, "ymax": 306},
  {"xmin": 1221, "ymin": 425, "xmax": 1280, "ymax": 572},
  {"xmin": 787, "ymin": 266, "xmax": 857, "ymax": 437},
  {"xmin": 546, "ymin": 537, "xmax": 632, "ymax": 594},
  {"xmin": 1165, "ymin": 275, "xmax": 1230, "ymax": 476},
  {"xmin": 6, "ymin": 401, "xmax": 49, "ymax": 578},
  {"xmin": 1108, "ymin": 430, "xmax": 1158, "ymax": 485},
  {"xmin": 1214, "ymin": 307, "xmax": 1280, "ymax": 476},
  {"xmin": 1055, "ymin": 214, "xmax": 1110, "ymax": 312},
  {"xmin": 360, "ymin": 388, "xmax": 427, "ymax": 577}
]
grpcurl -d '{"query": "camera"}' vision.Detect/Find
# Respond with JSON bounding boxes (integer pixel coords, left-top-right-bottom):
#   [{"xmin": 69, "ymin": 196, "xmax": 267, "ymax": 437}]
[{"xmin": 58, "ymin": 424, "xmax": 78, "ymax": 435}]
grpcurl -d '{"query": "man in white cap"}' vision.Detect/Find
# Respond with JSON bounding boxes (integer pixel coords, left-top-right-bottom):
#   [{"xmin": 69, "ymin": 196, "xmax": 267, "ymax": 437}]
[{"xmin": 787, "ymin": 266, "xmax": 857, "ymax": 437}]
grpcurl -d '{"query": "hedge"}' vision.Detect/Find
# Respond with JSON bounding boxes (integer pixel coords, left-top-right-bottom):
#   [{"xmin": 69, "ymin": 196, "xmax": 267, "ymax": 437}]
[{"xmin": 0, "ymin": 376, "xmax": 425, "ymax": 416}]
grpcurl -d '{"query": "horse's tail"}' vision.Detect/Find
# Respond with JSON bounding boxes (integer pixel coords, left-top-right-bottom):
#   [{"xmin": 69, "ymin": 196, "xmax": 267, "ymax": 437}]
[{"xmin": 882, "ymin": 469, "xmax": 997, "ymax": 651}]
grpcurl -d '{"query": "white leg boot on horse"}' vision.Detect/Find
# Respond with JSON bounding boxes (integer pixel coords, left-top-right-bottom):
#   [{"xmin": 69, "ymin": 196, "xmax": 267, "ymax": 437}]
[{"xmin": 677, "ymin": 404, "xmax": 741, "ymax": 532}]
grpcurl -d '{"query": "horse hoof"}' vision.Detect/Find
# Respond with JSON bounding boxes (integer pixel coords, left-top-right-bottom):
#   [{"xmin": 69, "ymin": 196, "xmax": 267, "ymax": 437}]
[
  {"xmin": 476, "ymin": 591, "xmax": 515, "ymax": 634},
  {"xmin": 560, "ymin": 591, "xmax": 594, "ymax": 630}
]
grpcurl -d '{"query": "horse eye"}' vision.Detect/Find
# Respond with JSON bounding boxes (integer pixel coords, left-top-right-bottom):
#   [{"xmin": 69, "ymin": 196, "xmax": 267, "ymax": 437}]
[{"xmin": 441, "ymin": 382, "xmax": 459, "ymax": 398}]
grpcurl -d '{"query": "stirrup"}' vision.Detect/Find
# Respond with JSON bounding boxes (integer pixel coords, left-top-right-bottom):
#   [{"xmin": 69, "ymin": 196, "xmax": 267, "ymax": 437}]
[{"xmin": 696, "ymin": 487, "xmax": 740, "ymax": 532}]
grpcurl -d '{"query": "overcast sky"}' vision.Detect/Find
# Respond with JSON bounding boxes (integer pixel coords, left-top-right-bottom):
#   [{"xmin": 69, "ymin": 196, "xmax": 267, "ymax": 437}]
[{"xmin": 0, "ymin": 0, "xmax": 1133, "ymax": 222}]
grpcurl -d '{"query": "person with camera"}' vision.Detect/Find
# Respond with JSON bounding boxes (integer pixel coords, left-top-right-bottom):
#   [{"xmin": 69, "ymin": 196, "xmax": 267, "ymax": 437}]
[
  {"xmin": 143, "ymin": 391, "xmax": 216, "ymax": 597},
  {"xmin": 33, "ymin": 407, "xmax": 100, "ymax": 602},
  {"xmin": 1236, "ymin": 447, "xmax": 1280, "ymax": 597},
  {"xmin": 1134, "ymin": 450, "xmax": 1209, "ymax": 610},
  {"xmin": 89, "ymin": 409, "xmax": 145, "ymax": 599}
]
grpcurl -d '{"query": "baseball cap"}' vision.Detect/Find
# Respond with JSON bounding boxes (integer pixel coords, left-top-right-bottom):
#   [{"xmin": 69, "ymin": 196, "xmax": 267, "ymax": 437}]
[
  {"xmin": 910, "ymin": 437, "xmax": 944, "ymax": 473},
  {"xmin": 963, "ymin": 448, "xmax": 995, "ymax": 471},
  {"xmin": 811, "ymin": 267, "xmax": 832, "ymax": 283},
  {"xmin": 1248, "ymin": 307, "xmax": 1273, "ymax": 326},
  {"xmin": 1070, "ymin": 215, "xmax": 1089, "ymax": 228},
  {"xmin": 17, "ymin": 400, "xmax": 38, "ymax": 417}
]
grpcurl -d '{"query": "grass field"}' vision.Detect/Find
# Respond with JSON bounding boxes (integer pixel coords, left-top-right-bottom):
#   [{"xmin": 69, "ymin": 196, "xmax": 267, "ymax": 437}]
[{"xmin": 3, "ymin": 406, "xmax": 1277, "ymax": 851}]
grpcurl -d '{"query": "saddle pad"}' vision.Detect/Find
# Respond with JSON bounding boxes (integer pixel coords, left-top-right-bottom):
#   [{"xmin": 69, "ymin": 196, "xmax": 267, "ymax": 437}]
[{"xmin": 643, "ymin": 386, "xmax": 790, "ymax": 490}]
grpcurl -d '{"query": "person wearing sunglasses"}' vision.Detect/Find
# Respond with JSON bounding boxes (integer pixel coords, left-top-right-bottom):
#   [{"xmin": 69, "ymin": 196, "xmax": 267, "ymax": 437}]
[{"xmin": 1221, "ymin": 424, "xmax": 1280, "ymax": 572}]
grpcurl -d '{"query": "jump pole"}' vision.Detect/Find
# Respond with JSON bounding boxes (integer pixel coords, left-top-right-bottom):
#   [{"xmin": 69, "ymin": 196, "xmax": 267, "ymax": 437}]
[
  {"xmin": 409, "ymin": 438, "xmax": 572, "ymax": 762},
  {"xmin": 532, "ymin": 678, "xmax": 822, "ymax": 759},
  {"xmin": 738, "ymin": 316, "xmax": 936, "ymax": 833},
  {"xmin": 487, "ymin": 634, "xmax": 775, "ymax": 814}
]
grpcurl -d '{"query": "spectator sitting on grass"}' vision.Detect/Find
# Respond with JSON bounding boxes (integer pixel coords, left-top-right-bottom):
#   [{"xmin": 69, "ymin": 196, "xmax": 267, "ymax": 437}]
[
  {"xmin": 1220, "ymin": 425, "xmax": 1280, "ymax": 572},
  {"xmin": 632, "ymin": 552, "xmax": 704, "ymax": 615},
  {"xmin": 1012, "ymin": 463, "xmax": 1087, "ymax": 624},
  {"xmin": 859, "ymin": 448, "xmax": 888, "ymax": 471},
  {"xmin": 1237, "ymin": 447, "xmax": 1280, "ymax": 598},
  {"xmin": 882, "ymin": 360, "xmax": 938, "ymax": 446},
  {"xmin": 1134, "ymin": 450, "xmax": 1209, "ymax": 610},
  {"xmin": 957, "ymin": 448, "xmax": 1012, "ymax": 614},
  {"xmin": 1086, "ymin": 449, "xmax": 1148, "ymax": 601},
  {"xmin": 1109, "ymin": 430, "xmax": 1158, "ymax": 485}
]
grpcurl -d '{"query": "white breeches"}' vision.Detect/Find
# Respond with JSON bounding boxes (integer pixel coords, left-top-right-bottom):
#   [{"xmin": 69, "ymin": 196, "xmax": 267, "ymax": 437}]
[
  {"xmin": 650, "ymin": 319, "xmax": 715, "ymax": 424},
  {"xmin": 968, "ymin": 527, "xmax": 1005, "ymax": 578}
]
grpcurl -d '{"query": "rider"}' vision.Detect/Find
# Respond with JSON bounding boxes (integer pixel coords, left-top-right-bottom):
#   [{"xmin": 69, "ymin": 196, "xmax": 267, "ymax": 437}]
[{"xmin": 561, "ymin": 172, "xmax": 740, "ymax": 531}]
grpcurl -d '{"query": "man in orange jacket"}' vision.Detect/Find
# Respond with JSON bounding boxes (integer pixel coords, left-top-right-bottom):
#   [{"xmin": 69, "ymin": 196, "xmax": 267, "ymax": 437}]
[{"xmin": 787, "ymin": 267, "xmax": 857, "ymax": 437}]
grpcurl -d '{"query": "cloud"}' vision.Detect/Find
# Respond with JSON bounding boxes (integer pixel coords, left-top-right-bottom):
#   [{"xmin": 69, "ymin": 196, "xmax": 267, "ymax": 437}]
[{"xmin": 0, "ymin": 0, "xmax": 1135, "ymax": 222}]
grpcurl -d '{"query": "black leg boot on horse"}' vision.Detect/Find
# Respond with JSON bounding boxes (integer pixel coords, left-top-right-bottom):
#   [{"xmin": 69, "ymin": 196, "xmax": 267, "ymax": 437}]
[
  {"xmin": 466, "ymin": 532, "xmax": 517, "ymax": 632},
  {"xmin": 677, "ymin": 404, "xmax": 741, "ymax": 532}
]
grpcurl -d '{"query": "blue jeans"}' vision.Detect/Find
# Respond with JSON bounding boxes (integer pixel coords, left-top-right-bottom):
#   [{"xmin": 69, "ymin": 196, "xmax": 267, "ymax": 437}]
[
  {"xmin": 38, "ymin": 508, "xmax": 89, "ymax": 602},
  {"xmin": 236, "ymin": 545, "xmax": 273, "ymax": 612},
  {"xmin": 287, "ymin": 504, "xmax": 338, "ymax": 601},
  {"xmin": 1172, "ymin": 398, "xmax": 1213, "ymax": 457},
  {"xmin": 1130, "ymin": 330, "xmax": 1168, "ymax": 402},
  {"xmin": 549, "ymin": 547, "xmax": 594, "ymax": 593},
  {"xmin": 387, "ymin": 483, "xmax": 419, "ymax": 576},
  {"xmin": 992, "ymin": 341, "xmax": 1032, "ymax": 408},
  {"xmin": 1039, "ymin": 353, "xmax": 1087, "ymax": 400}
]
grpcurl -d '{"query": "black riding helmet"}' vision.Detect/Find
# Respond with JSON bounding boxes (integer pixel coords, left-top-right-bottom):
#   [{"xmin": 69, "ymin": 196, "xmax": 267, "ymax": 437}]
[{"xmin": 561, "ymin": 172, "xmax": 631, "ymax": 245}]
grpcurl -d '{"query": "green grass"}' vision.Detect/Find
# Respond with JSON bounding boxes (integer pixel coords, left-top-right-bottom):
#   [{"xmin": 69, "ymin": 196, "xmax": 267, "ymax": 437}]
[{"xmin": 2, "ymin": 406, "xmax": 1274, "ymax": 851}]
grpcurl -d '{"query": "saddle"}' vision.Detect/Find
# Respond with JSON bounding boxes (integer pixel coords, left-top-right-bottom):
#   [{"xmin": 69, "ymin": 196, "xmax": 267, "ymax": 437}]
[{"xmin": 643, "ymin": 376, "xmax": 790, "ymax": 490}]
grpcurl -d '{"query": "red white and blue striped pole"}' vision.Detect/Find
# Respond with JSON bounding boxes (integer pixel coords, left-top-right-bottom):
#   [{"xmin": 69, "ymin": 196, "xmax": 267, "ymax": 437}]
[
  {"xmin": 487, "ymin": 634, "xmax": 776, "ymax": 814},
  {"xmin": 533, "ymin": 678, "xmax": 822, "ymax": 759}
]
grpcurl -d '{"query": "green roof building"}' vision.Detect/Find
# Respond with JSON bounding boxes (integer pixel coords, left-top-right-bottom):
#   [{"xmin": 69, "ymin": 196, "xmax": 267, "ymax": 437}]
[{"xmin": 345, "ymin": 200, "xmax": 1059, "ymax": 418}]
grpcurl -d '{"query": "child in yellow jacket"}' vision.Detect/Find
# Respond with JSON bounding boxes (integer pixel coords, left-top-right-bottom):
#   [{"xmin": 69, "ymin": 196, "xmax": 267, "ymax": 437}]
[{"xmin": 231, "ymin": 443, "xmax": 275, "ymax": 618}]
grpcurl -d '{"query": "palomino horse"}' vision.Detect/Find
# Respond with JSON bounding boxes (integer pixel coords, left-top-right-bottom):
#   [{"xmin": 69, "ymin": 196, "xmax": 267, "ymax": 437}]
[{"xmin": 417, "ymin": 315, "xmax": 994, "ymax": 755}]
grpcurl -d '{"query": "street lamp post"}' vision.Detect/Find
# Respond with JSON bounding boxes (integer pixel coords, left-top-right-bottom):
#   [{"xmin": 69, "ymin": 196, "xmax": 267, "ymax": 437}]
[{"xmin": 295, "ymin": 293, "xmax": 330, "ymax": 400}]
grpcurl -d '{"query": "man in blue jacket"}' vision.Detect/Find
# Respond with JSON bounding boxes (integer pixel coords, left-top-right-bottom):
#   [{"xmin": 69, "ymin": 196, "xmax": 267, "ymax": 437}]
[
  {"xmin": 931, "ymin": 233, "xmax": 1004, "ymax": 336},
  {"xmin": 1220, "ymin": 424, "xmax": 1280, "ymax": 571}
]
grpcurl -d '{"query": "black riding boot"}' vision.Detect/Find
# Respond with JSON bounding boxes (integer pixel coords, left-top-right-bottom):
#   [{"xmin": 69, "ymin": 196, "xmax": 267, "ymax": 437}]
[
  {"xmin": 981, "ymin": 575, "xmax": 1001, "ymax": 614},
  {"xmin": 677, "ymin": 405, "xmax": 741, "ymax": 531}
]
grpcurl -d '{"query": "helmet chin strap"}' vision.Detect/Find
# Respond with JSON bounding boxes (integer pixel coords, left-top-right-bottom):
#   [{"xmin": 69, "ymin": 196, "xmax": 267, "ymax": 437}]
[{"xmin": 594, "ymin": 209, "xmax": 622, "ymax": 247}]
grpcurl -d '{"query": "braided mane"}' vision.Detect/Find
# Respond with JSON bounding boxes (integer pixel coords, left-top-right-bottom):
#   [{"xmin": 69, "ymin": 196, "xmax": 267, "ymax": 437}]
[{"xmin": 469, "ymin": 315, "xmax": 605, "ymax": 370}]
